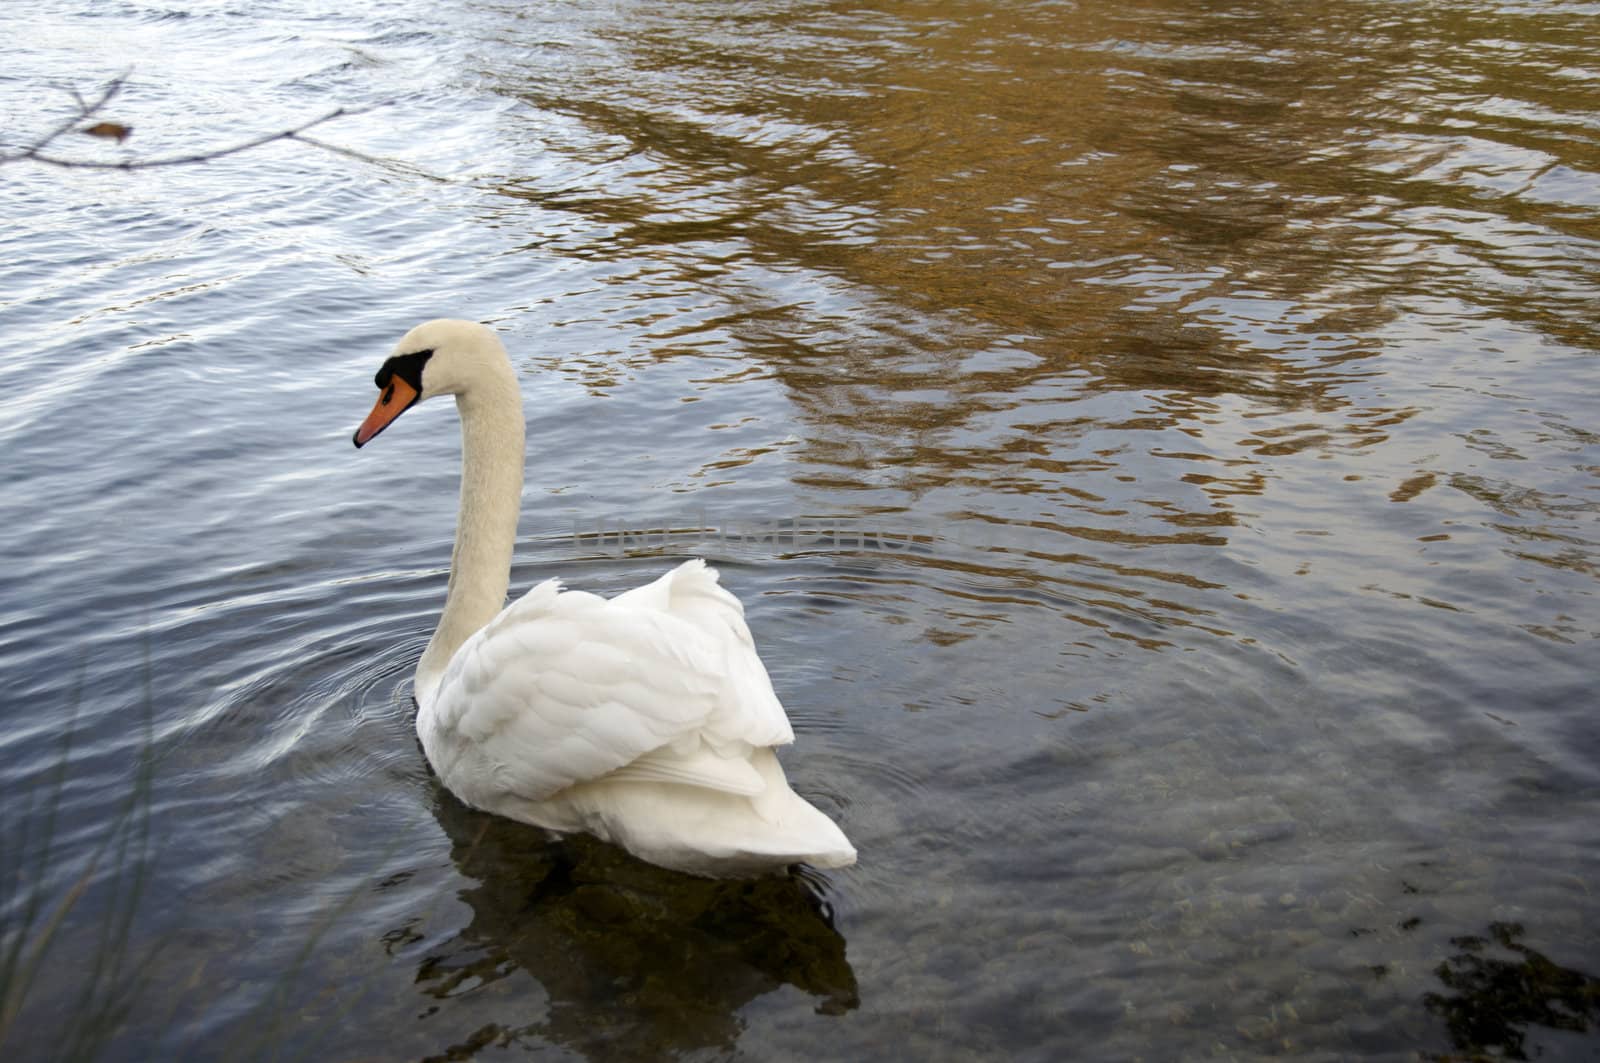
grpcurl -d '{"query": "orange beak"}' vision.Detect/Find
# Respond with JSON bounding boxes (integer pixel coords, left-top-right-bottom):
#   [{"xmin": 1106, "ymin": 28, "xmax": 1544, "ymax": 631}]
[{"xmin": 353, "ymin": 377, "xmax": 420, "ymax": 448}]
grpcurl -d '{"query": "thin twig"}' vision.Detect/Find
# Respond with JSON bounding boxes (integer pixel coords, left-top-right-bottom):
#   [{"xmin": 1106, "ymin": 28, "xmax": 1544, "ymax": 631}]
[
  {"xmin": 14, "ymin": 104, "xmax": 375, "ymax": 170},
  {"xmin": 8, "ymin": 72, "xmax": 129, "ymax": 161},
  {"xmin": 293, "ymin": 132, "xmax": 453, "ymax": 183}
]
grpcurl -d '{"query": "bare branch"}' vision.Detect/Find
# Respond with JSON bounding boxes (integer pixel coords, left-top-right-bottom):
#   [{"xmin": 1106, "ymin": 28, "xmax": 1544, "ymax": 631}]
[
  {"xmin": 6, "ymin": 72, "xmax": 129, "ymax": 161},
  {"xmin": 291, "ymin": 133, "xmax": 452, "ymax": 183},
  {"xmin": 1, "ymin": 76, "xmax": 384, "ymax": 171},
  {"xmin": 17, "ymin": 105, "xmax": 373, "ymax": 170}
]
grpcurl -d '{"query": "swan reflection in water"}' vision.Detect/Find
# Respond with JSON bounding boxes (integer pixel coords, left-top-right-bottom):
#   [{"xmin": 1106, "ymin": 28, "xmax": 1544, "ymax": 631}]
[{"xmin": 404, "ymin": 785, "xmax": 859, "ymax": 1061}]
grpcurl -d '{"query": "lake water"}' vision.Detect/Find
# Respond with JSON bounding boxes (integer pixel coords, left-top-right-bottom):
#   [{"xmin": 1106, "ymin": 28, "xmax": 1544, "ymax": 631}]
[{"xmin": 3, "ymin": 0, "xmax": 1598, "ymax": 1059}]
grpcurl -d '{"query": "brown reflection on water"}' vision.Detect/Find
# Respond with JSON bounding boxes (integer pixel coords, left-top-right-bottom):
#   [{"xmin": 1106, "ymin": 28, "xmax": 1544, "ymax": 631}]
[
  {"xmin": 474, "ymin": 0, "xmax": 1599, "ymax": 643},
  {"xmin": 497, "ymin": 3, "xmax": 1591, "ymax": 360}
]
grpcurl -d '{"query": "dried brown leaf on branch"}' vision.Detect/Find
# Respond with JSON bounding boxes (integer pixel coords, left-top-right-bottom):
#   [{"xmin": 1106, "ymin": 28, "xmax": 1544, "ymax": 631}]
[{"xmin": 81, "ymin": 121, "xmax": 132, "ymax": 142}]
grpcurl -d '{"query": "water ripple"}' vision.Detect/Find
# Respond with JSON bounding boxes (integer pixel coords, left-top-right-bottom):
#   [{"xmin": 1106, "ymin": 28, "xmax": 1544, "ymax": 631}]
[{"xmin": 4, "ymin": 0, "xmax": 1599, "ymax": 1058}]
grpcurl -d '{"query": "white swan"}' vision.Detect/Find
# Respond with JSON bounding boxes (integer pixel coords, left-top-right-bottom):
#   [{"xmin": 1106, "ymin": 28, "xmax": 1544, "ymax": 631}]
[{"xmin": 352, "ymin": 319, "xmax": 855, "ymax": 877}]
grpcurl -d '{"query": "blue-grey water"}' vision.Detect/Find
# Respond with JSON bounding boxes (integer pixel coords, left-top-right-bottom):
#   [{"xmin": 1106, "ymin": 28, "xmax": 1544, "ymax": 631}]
[{"xmin": 3, "ymin": 0, "xmax": 1598, "ymax": 1059}]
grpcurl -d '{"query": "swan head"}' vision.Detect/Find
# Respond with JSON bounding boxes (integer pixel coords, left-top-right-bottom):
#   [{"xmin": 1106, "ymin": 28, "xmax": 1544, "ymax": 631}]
[{"xmin": 352, "ymin": 319, "xmax": 510, "ymax": 448}]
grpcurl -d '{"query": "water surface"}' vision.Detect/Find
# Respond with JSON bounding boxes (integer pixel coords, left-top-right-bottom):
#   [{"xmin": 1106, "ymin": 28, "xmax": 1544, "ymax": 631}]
[{"xmin": 2, "ymin": 0, "xmax": 1598, "ymax": 1059}]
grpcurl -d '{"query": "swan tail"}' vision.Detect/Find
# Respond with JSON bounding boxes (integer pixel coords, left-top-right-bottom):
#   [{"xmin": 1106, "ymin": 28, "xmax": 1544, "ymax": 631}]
[
  {"xmin": 743, "ymin": 747, "xmax": 857, "ymax": 870},
  {"xmin": 552, "ymin": 747, "xmax": 856, "ymax": 877}
]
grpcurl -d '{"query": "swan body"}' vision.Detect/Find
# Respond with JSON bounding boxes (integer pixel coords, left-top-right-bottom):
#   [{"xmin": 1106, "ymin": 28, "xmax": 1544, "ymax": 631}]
[{"xmin": 353, "ymin": 319, "xmax": 855, "ymax": 877}]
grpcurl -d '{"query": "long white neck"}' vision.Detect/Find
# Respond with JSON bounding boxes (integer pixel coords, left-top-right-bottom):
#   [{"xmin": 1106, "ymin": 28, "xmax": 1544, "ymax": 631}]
[{"xmin": 415, "ymin": 369, "xmax": 525, "ymax": 705}]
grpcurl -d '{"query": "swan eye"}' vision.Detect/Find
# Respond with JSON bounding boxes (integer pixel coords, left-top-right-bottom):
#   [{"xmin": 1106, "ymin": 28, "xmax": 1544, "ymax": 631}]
[{"xmin": 375, "ymin": 348, "xmax": 434, "ymax": 393}]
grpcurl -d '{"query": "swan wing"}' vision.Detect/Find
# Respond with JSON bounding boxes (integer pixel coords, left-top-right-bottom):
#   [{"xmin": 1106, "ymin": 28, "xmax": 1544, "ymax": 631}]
[
  {"xmin": 613, "ymin": 559, "xmax": 794, "ymax": 746},
  {"xmin": 430, "ymin": 562, "xmax": 793, "ymax": 803}
]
